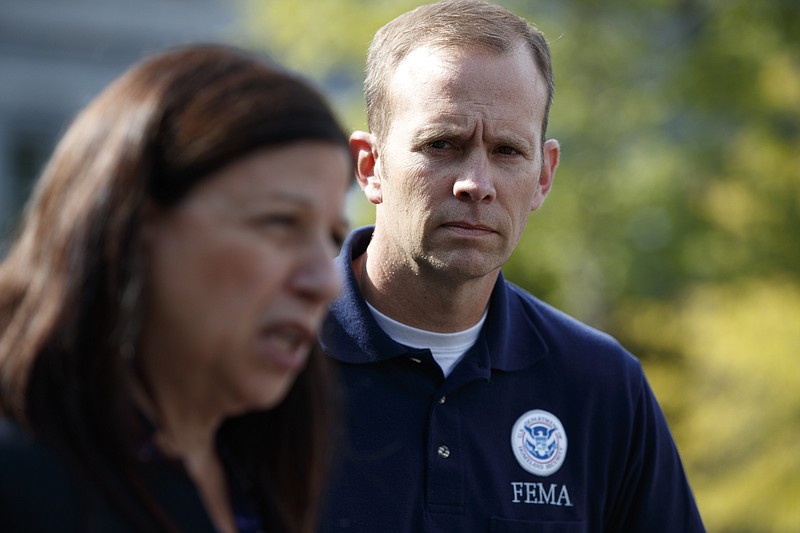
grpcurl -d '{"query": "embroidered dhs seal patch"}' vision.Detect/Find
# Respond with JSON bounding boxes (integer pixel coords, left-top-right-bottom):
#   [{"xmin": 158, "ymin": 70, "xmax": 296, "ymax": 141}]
[{"xmin": 511, "ymin": 410, "xmax": 567, "ymax": 477}]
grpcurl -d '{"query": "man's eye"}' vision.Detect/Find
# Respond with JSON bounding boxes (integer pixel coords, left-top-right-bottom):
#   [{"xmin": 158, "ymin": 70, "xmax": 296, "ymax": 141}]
[
  {"xmin": 429, "ymin": 140, "xmax": 451, "ymax": 150},
  {"xmin": 496, "ymin": 146, "xmax": 519, "ymax": 156}
]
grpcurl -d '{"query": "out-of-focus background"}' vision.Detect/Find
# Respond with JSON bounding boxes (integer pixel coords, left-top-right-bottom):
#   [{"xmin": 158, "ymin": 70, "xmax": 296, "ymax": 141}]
[
  {"xmin": 1, "ymin": 1, "xmax": 798, "ymax": 530},
  {"xmin": 0, "ymin": 0, "xmax": 241, "ymax": 247}
]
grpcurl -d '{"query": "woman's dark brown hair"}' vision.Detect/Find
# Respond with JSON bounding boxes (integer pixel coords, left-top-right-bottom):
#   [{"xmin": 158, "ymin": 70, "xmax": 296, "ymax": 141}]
[{"xmin": 0, "ymin": 44, "xmax": 349, "ymax": 532}]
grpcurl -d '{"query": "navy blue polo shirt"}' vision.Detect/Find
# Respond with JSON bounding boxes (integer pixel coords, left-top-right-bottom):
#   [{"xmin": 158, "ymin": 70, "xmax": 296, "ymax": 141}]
[{"xmin": 318, "ymin": 226, "xmax": 705, "ymax": 533}]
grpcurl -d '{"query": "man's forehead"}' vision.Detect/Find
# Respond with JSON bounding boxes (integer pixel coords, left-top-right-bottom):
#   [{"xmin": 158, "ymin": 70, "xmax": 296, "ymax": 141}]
[
  {"xmin": 390, "ymin": 43, "xmax": 544, "ymax": 94},
  {"xmin": 409, "ymin": 114, "xmax": 540, "ymax": 148}
]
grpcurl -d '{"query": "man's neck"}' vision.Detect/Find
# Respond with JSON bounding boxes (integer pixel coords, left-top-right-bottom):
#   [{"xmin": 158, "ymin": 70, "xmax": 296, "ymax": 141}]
[{"xmin": 354, "ymin": 250, "xmax": 497, "ymax": 333}]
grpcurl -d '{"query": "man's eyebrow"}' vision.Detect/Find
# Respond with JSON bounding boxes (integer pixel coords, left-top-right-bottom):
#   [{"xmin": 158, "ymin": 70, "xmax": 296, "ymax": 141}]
[
  {"xmin": 412, "ymin": 124, "xmax": 537, "ymax": 152},
  {"xmin": 411, "ymin": 124, "xmax": 466, "ymax": 144},
  {"xmin": 494, "ymin": 132, "xmax": 538, "ymax": 151}
]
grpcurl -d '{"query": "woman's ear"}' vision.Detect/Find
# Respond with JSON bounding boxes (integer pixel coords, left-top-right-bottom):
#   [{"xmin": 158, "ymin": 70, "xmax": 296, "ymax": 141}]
[
  {"xmin": 350, "ymin": 131, "xmax": 382, "ymax": 205},
  {"xmin": 530, "ymin": 139, "xmax": 560, "ymax": 211}
]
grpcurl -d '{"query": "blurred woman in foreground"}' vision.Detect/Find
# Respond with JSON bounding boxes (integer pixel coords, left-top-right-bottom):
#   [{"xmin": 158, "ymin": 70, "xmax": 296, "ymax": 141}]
[{"xmin": 0, "ymin": 44, "xmax": 352, "ymax": 532}]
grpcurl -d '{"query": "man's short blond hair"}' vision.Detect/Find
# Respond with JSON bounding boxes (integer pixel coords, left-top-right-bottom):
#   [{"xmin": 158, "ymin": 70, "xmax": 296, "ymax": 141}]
[{"xmin": 364, "ymin": 0, "xmax": 555, "ymax": 145}]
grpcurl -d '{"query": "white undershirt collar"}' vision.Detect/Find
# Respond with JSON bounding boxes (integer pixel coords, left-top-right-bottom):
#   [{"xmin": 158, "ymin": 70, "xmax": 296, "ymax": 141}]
[{"xmin": 365, "ymin": 301, "xmax": 488, "ymax": 377}]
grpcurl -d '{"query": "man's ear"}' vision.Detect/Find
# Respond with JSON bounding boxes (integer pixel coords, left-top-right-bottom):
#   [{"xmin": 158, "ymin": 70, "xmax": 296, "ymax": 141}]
[
  {"xmin": 350, "ymin": 131, "xmax": 382, "ymax": 205},
  {"xmin": 530, "ymin": 139, "xmax": 560, "ymax": 211}
]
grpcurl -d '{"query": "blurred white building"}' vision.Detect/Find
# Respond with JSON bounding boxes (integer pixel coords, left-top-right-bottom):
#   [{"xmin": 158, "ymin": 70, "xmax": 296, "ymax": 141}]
[{"xmin": 0, "ymin": 0, "xmax": 241, "ymax": 251}]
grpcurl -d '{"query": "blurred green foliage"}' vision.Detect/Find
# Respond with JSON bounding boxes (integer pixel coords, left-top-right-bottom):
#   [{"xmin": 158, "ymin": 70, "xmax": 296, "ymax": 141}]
[{"xmin": 242, "ymin": 0, "xmax": 800, "ymax": 530}]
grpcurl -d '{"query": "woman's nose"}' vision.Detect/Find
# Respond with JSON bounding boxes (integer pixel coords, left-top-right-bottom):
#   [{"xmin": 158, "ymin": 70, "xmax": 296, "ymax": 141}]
[{"xmin": 289, "ymin": 238, "xmax": 342, "ymax": 304}]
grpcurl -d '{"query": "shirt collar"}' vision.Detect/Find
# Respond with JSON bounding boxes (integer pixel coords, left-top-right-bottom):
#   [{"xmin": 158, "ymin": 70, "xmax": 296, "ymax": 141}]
[{"xmin": 320, "ymin": 226, "xmax": 549, "ymax": 371}]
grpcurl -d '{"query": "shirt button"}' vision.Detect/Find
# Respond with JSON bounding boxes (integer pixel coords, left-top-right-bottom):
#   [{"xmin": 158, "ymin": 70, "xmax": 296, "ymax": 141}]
[
  {"xmin": 438, "ymin": 395, "xmax": 447, "ymax": 404},
  {"xmin": 437, "ymin": 445, "xmax": 451, "ymax": 459}
]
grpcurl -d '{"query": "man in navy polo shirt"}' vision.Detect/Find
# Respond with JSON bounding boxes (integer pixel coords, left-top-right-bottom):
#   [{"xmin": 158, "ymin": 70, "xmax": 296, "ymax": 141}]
[{"xmin": 318, "ymin": 0, "xmax": 705, "ymax": 531}]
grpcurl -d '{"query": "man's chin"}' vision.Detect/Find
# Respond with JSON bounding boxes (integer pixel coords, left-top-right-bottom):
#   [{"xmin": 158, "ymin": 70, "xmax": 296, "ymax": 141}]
[{"xmin": 422, "ymin": 251, "xmax": 504, "ymax": 281}]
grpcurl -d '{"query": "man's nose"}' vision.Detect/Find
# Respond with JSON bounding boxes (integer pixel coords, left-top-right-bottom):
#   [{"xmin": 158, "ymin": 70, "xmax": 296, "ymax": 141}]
[{"xmin": 452, "ymin": 151, "xmax": 496, "ymax": 203}]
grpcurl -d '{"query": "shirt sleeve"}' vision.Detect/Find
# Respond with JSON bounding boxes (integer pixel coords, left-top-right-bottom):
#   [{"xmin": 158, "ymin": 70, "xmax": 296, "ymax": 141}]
[{"xmin": 605, "ymin": 375, "xmax": 706, "ymax": 532}]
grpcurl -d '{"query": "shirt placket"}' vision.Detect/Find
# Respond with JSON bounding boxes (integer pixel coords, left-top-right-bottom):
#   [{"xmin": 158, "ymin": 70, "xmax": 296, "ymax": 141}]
[{"xmin": 426, "ymin": 388, "xmax": 464, "ymax": 515}]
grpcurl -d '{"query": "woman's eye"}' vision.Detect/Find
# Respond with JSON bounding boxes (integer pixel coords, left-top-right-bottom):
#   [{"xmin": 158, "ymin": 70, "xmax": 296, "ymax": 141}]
[
  {"xmin": 265, "ymin": 214, "xmax": 297, "ymax": 226},
  {"xmin": 253, "ymin": 213, "xmax": 300, "ymax": 232},
  {"xmin": 330, "ymin": 228, "xmax": 346, "ymax": 249}
]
